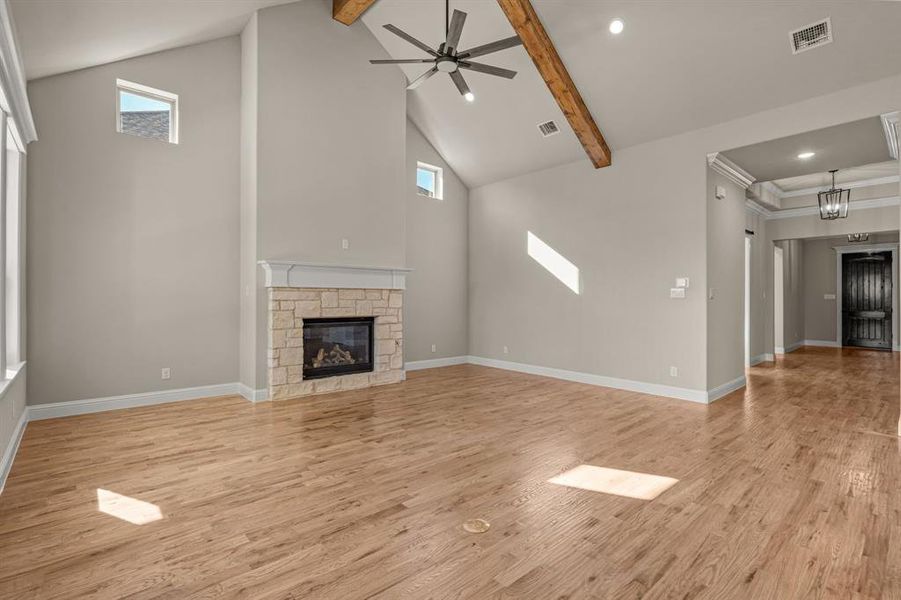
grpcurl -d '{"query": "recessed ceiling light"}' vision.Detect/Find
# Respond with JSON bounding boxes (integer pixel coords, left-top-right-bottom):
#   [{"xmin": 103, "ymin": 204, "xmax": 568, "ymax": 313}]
[
  {"xmin": 609, "ymin": 18, "xmax": 624, "ymax": 35},
  {"xmin": 464, "ymin": 92, "xmax": 475, "ymax": 102},
  {"xmin": 797, "ymin": 151, "xmax": 815, "ymax": 159}
]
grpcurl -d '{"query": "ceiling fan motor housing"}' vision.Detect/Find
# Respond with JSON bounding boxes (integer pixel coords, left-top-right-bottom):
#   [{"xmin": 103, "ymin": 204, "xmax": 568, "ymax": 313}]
[{"xmin": 436, "ymin": 57, "xmax": 459, "ymax": 73}]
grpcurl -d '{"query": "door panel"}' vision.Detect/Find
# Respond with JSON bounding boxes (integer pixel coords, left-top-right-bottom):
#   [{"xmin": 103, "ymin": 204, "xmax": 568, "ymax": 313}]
[{"xmin": 842, "ymin": 251, "xmax": 892, "ymax": 349}]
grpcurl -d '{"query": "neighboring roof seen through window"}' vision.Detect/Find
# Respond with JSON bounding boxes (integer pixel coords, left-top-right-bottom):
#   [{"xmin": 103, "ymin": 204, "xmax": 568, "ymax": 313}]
[{"xmin": 117, "ymin": 80, "xmax": 177, "ymax": 143}]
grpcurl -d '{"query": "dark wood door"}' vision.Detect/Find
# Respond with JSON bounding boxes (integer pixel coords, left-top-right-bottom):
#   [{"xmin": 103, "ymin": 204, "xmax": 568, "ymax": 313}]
[{"xmin": 842, "ymin": 251, "xmax": 893, "ymax": 349}]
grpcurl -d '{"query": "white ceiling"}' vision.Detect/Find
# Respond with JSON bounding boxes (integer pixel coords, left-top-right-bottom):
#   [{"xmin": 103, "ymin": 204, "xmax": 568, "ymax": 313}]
[
  {"xmin": 364, "ymin": 0, "xmax": 901, "ymax": 187},
  {"xmin": 10, "ymin": 0, "xmax": 295, "ymax": 80},
  {"xmin": 772, "ymin": 160, "xmax": 899, "ymax": 193},
  {"xmin": 10, "ymin": 0, "xmax": 901, "ymax": 187},
  {"xmin": 722, "ymin": 117, "xmax": 894, "ymax": 183}
]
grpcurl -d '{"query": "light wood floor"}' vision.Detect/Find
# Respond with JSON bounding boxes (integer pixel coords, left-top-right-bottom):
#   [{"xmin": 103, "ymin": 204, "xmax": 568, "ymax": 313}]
[{"xmin": 1, "ymin": 348, "xmax": 899, "ymax": 599}]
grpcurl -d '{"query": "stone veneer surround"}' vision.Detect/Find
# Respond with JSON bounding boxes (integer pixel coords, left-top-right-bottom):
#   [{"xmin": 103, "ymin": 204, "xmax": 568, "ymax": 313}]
[{"xmin": 268, "ymin": 287, "xmax": 404, "ymax": 400}]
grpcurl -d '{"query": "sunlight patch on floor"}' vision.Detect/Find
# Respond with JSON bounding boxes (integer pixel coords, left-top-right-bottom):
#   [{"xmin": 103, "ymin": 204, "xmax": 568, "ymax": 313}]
[
  {"xmin": 97, "ymin": 489, "xmax": 163, "ymax": 525},
  {"xmin": 548, "ymin": 464, "xmax": 678, "ymax": 500}
]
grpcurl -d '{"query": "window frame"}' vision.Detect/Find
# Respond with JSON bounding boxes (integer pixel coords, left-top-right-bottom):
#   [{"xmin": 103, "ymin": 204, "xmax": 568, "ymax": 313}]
[
  {"xmin": 416, "ymin": 162, "xmax": 443, "ymax": 200},
  {"xmin": 116, "ymin": 79, "xmax": 179, "ymax": 144}
]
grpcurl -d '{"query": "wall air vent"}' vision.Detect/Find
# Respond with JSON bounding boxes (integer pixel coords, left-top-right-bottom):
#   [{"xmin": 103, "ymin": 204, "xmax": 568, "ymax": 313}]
[
  {"xmin": 537, "ymin": 120, "xmax": 560, "ymax": 138},
  {"xmin": 789, "ymin": 18, "xmax": 832, "ymax": 54}
]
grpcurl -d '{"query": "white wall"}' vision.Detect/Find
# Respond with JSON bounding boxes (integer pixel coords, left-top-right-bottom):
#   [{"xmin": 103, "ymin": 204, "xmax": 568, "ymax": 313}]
[
  {"xmin": 405, "ymin": 121, "xmax": 468, "ymax": 362},
  {"xmin": 26, "ymin": 37, "xmax": 241, "ymax": 405},
  {"xmin": 469, "ymin": 73, "xmax": 901, "ymax": 397}
]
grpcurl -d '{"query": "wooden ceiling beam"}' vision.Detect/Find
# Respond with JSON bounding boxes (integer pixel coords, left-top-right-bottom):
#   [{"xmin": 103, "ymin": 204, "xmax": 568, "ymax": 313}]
[
  {"xmin": 333, "ymin": 0, "xmax": 378, "ymax": 25},
  {"xmin": 496, "ymin": 0, "xmax": 611, "ymax": 168}
]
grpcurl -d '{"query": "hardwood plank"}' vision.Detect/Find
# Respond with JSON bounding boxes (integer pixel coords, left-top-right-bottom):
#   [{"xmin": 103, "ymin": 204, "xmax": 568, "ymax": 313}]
[
  {"xmin": 496, "ymin": 0, "xmax": 612, "ymax": 168},
  {"xmin": 332, "ymin": 0, "xmax": 378, "ymax": 26},
  {"xmin": 0, "ymin": 347, "xmax": 898, "ymax": 598}
]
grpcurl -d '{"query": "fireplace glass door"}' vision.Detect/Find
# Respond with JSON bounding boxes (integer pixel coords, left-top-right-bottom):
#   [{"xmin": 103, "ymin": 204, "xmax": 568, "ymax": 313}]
[{"xmin": 302, "ymin": 317, "xmax": 375, "ymax": 379}]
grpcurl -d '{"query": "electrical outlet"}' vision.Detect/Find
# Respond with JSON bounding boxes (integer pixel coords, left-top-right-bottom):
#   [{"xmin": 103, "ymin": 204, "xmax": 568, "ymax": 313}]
[
  {"xmin": 161, "ymin": 368, "xmax": 171, "ymax": 380},
  {"xmin": 670, "ymin": 366, "xmax": 678, "ymax": 377},
  {"xmin": 431, "ymin": 344, "xmax": 437, "ymax": 353},
  {"xmin": 503, "ymin": 345, "xmax": 509, "ymax": 354},
  {"xmin": 341, "ymin": 238, "xmax": 349, "ymax": 250}
]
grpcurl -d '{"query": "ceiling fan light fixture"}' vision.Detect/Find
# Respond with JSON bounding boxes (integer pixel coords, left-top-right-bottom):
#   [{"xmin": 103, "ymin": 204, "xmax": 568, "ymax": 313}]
[
  {"xmin": 464, "ymin": 92, "xmax": 475, "ymax": 102},
  {"xmin": 609, "ymin": 18, "xmax": 625, "ymax": 35}
]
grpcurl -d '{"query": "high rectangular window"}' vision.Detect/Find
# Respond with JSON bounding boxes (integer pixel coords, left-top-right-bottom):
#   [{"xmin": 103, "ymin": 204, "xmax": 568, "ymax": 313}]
[
  {"xmin": 116, "ymin": 79, "xmax": 178, "ymax": 143},
  {"xmin": 416, "ymin": 162, "xmax": 443, "ymax": 199}
]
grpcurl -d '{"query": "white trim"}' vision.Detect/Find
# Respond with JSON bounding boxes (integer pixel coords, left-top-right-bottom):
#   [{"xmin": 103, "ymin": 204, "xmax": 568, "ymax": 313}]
[
  {"xmin": 834, "ymin": 243, "xmax": 898, "ymax": 348},
  {"xmin": 780, "ymin": 175, "xmax": 900, "ymax": 199},
  {"xmin": 767, "ymin": 195, "xmax": 900, "ymax": 220},
  {"xmin": 803, "ymin": 339, "xmax": 840, "ymax": 348},
  {"xmin": 749, "ymin": 353, "xmax": 771, "ymax": 366},
  {"xmin": 882, "ymin": 112, "xmax": 899, "ymax": 160},
  {"xmin": 28, "ymin": 383, "xmax": 244, "ymax": 421},
  {"xmin": 259, "ymin": 260, "xmax": 412, "ymax": 290},
  {"xmin": 0, "ymin": 400, "xmax": 26, "ymax": 493},
  {"xmin": 467, "ymin": 355, "xmax": 710, "ymax": 404},
  {"xmin": 0, "ymin": 1, "xmax": 36, "ymax": 144},
  {"xmin": 707, "ymin": 152, "xmax": 755, "ymax": 189},
  {"xmin": 775, "ymin": 341, "xmax": 804, "ymax": 355},
  {"xmin": 707, "ymin": 375, "xmax": 746, "ymax": 403},
  {"xmin": 405, "ymin": 356, "xmax": 468, "ymax": 371},
  {"xmin": 745, "ymin": 199, "xmax": 773, "ymax": 218},
  {"xmin": 238, "ymin": 383, "xmax": 269, "ymax": 402},
  {"xmin": 764, "ymin": 353, "xmax": 775, "ymax": 362}
]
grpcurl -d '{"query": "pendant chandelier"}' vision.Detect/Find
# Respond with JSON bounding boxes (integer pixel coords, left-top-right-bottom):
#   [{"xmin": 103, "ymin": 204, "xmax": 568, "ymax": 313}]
[{"xmin": 817, "ymin": 169, "xmax": 850, "ymax": 220}]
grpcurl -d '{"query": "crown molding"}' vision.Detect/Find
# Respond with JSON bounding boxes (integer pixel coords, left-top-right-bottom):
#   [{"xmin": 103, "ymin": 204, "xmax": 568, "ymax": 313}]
[
  {"xmin": 0, "ymin": 1, "xmax": 36, "ymax": 145},
  {"xmin": 746, "ymin": 195, "xmax": 899, "ymax": 221},
  {"xmin": 882, "ymin": 111, "xmax": 899, "ymax": 160},
  {"xmin": 707, "ymin": 152, "xmax": 755, "ymax": 189},
  {"xmin": 779, "ymin": 175, "xmax": 900, "ymax": 198}
]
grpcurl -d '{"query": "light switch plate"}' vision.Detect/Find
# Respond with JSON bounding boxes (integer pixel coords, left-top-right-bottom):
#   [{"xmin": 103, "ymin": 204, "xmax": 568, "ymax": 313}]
[
  {"xmin": 715, "ymin": 185, "xmax": 727, "ymax": 199},
  {"xmin": 670, "ymin": 288, "xmax": 686, "ymax": 299},
  {"xmin": 676, "ymin": 277, "xmax": 690, "ymax": 289},
  {"xmin": 824, "ymin": 293, "xmax": 836, "ymax": 300}
]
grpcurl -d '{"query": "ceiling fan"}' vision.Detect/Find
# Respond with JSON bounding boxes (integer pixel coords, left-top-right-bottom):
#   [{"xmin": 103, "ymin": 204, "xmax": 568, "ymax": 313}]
[{"xmin": 369, "ymin": 0, "xmax": 523, "ymax": 102}]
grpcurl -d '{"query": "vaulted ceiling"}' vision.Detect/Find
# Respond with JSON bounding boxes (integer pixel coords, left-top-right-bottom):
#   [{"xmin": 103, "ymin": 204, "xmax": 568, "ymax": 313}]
[
  {"xmin": 10, "ymin": 0, "xmax": 901, "ymax": 188},
  {"xmin": 362, "ymin": 0, "xmax": 901, "ymax": 187}
]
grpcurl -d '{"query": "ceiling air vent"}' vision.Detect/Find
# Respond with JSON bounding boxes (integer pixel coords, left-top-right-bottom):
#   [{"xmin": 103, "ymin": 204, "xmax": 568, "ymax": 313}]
[
  {"xmin": 537, "ymin": 120, "xmax": 560, "ymax": 138},
  {"xmin": 790, "ymin": 18, "xmax": 832, "ymax": 54}
]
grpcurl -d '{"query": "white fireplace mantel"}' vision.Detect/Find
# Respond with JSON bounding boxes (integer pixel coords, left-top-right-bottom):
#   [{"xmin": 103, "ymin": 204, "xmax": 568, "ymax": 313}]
[{"xmin": 259, "ymin": 260, "xmax": 412, "ymax": 290}]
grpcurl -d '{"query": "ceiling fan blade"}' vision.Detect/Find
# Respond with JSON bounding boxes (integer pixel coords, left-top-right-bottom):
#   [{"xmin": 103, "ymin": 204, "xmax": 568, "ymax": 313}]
[
  {"xmin": 459, "ymin": 61, "xmax": 517, "ymax": 79},
  {"xmin": 407, "ymin": 67, "xmax": 439, "ymax": 90},
  {"xmin": 449, "ymin": 70, "xmax": 471, "ymax": 97},
  {"xmin": 383, "ymin": 24, "xmax": 439, "ymax": 57},
  {"xmin": 457, "ymin": 35, "xmax": 522, "ymax": 60},
  {"xmin": 370, "ymin": 59, "xmax": 436, "ymax": 64},
  {"xmin": 445, "ymin": 10, "xmax": 467, "ymax": 54}
]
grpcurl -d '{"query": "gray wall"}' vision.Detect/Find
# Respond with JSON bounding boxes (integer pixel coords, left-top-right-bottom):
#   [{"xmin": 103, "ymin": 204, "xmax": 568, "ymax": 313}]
[
  {"xmin": 256, "ymin": 0, "xmax": 406, "ymax": 265},
  {"xmin": 405, "ymin": 121, "xmax": 468, "ymax": 361},
  {"xmin": 745, "ymin": 209, "xmax": 768, "ymax": 361},
  {"xmin": 776, "ymin": 239, "xmax": 805, "ymax": 351},
  {"xmin": 469, "ymin": 73, "xmax": 901, "ymax": 395},
  {"xmin": 803, "ymin": 232, "xmax": 899, "ymax": 343},
  {"xmin": 707, "ymin": 168, "xmax": 746, "ymax": 389},
  {"xmin": 26, "ymin": 37, "xmax": 241, "ymax": 405}
]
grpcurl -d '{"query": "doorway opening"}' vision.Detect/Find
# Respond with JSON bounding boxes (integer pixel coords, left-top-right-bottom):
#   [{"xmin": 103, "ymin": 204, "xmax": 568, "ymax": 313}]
[{"xmin": 744, "ymin": 236, "xmax": 751, "ymax": 367}]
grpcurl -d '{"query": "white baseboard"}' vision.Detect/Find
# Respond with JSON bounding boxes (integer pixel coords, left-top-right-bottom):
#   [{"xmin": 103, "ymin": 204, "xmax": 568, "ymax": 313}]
[
  {"xmin": 0, "ymin": 406, "xmax": 27, "ymax": 494},
  {"xmin": 749, "ymin": 354, "xmax": 772, "ymax": 366},
  {"xmin": 707, "ymin": 375, "xmax": 746, "ymax": 403},
  {"xmin": 804, "ymin": 339, "xmax": 840, "ymax": 348},
  {"xmin": 28, "ymin": 382, "xmax": 243, "ymax": 421},
  {"xmin": 775, "ymin": 341, "xmax": 803, "ymax": 355},
  {"xmin": 466, "ymin": 355, "xmax": 710, "ymax": 404},
  {"xmin": 238, "ymin": 383, "xmax": 269, "ymax": 403},
  {"xmin": 405, "ymin": 356, "xmax": 468, "ymax": 371}
]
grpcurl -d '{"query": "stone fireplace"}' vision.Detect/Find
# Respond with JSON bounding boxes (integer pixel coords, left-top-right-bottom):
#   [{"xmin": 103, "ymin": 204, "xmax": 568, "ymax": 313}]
[{"xmin": 260, "ymin": 262, "xmax": 409, "ymax": 400}]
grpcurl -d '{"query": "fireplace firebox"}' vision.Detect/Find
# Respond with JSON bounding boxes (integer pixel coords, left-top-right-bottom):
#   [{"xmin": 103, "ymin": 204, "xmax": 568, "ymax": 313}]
[{"xmin": 302, "ymin": 317, "xmax": 375, "ymax": 380}]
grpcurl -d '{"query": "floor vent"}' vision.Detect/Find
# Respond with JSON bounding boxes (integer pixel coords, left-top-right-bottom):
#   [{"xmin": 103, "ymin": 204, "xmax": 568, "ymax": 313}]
[
  {"xmin": 537, "ymin": 120, "xmax": 560, "ymax": 137},
  {"xmin": 790, "ymin": 18, "xmax": 832, "ymax": 54}
]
